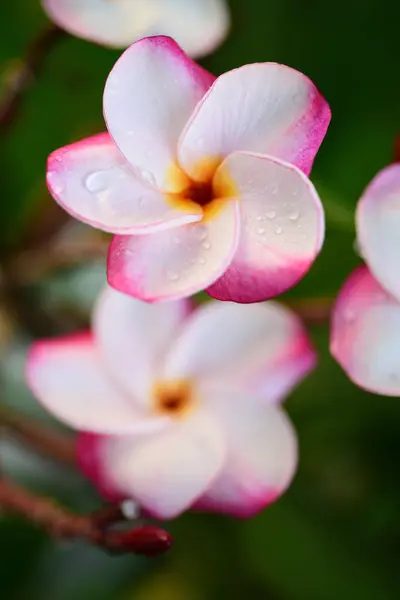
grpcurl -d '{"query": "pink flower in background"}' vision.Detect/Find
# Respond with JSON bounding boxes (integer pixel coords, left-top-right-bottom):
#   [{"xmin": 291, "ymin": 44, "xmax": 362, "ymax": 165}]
[
  {"xmin": 42, "ymin": 0, "xmax": 230, "ymax": 58},
  {"xmin": 331, "ymin": 164, "xmax": 400, "ymax": 396},
  {"xmin": 47, "ymin": 36, "xmax": 330, "ymax": 304},
  {"xmin": 26, "ymin": 287, "xmax": 316, "ymax": 519}
]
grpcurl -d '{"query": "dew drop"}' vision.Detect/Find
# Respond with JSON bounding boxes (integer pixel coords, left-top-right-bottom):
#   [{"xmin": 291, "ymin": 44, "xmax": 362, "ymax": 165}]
[
  {"xmin": 85, "ymin": 171, "xmax": 108, "ymax": 194},
  {"xmin": 198, "ymin": 256, "xmax": 207, "ymax": 265},
  {"xmin": 344, "ymin": 308, "xmax": 356, "ymax": 323},
  {"xmin": 193, "ymin": 226, "xmax": 208, "ymax": 241},
  {"xmin": 256, "ymin": 215, "xmax": 265, "ymax": 222},
  {"xmin": 202, "ymin": 240, "xmax": 211, "ymax": 250},
  {"xmin": 289, "ymin": 210, "xmax": 300, "ymax": 222},
  {"xmin": 275, "ymin": 225, "xmax": 283, "ymax": 235},
  {"xmin": 166, "ymin": 270, "xmax": 179, "ymax": 282},
  {"xmin": 266, "ymin": 210, "xmax": 276, "ymax": 219},
  {"xmin": 257, "ymin": 227, "xmax": 266, "ymax": 235},
  {"xmin": 141, "ymin": 170, "xmax": 156, "ymax": 185},
  {"xmin": 270, "ymin": 184, "xmax": 278, "ymax": 196}
]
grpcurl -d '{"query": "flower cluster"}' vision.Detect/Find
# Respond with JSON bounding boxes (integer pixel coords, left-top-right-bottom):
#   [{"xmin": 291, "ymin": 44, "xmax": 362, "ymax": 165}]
[
  {"xmin": 25, "ymin": 0, "xmax": 395, "ymax": 526},
  {"xmin": 26, "ymin": 7, "xmax": 333, "ymax": 518}
]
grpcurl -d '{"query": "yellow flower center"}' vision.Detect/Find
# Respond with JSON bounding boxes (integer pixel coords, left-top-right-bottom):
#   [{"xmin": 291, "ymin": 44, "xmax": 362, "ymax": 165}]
[
  {"xmin": 153, "ymin": 379, "xmax": 194, "ymax": 418},
  {"xmin": 164, "ymin": 156, "xmax": 238, "ymax": 222}
]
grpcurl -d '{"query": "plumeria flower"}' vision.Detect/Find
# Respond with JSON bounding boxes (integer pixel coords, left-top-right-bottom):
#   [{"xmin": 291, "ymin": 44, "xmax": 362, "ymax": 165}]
[
  {"xmin": 26, "ymin": 287, "xmax": 316, "ymax": 519},
  {"xmin": 331, "ymin": 164, "xmax": 400, "ymax": 396},
  {"xmin": 47, "ymin": 36, "xmax": 330, "ymax": 304},
  {"xmin": 42, "ymin": 0, "xmax": 230, "ymax": 58}
]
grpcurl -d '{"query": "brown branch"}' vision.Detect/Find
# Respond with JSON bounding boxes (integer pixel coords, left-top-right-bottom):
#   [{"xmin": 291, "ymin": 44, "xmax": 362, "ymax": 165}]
[
  {"xmin": 0, "ymin": 25, "xmax": 66, "ymax": 132},
  {"xmin": 0, "ymin": 406, "xmax": 76, "ymax": 467},
  {"xmin": 0, "ymin": 479, "xmax": 172, "ymax": 556},
  {"xmin": 7, "ymin": 237, "xmax": 108, "ymax": 285}
]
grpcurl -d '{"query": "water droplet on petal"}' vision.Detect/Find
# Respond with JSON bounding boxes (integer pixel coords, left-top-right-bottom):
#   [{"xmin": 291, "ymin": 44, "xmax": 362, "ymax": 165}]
[
  {"xmin": 289, "ymin": 210, "xmax": 300, "ymax": 222},
  {"xmin": 256, "ymin": 215, "xmax": 265, "ymax": 222},
  {"xmin": 344, "ymin": 308, "xmax": 356, "ymax": 323},
  {"xmin": 166, "ymin": 270, "xmax": 179, "ymax": 282},
  {"xmin": 85, "ymin": 171, "xmax": 108, "ymax": 194},
  {"xmin": 275, "ymin": 225, "xmax": 283, "ymax": 235},
  {"xmin": 202, "ymin": 240, "xmax": 211, "ymax": 250},
  {"xmin": 141, "ymin": 170, "xmax": 156, "ymax": 185},
  {"xmin": 257, "ymin": 227, "xmax": 266, "ymax": 235},
  {"xmin": 193, "ymin": 226, "xmax": 208, "ymax": 241},
  {"xmin": 266, "ymin": 210, "xmax": 276, "ymax": 219},
  {"xmin": 270, "ymin": 185, "xmax": 278, "ymax": 196},
  {"xmin": 198, "ymin": 256, "xmax": 207, "ymax": 265}
]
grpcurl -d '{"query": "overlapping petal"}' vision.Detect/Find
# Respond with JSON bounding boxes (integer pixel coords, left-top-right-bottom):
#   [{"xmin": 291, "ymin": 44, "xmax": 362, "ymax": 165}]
[
  {"xmin": 195, "ymin": 388, "xmax": 297, "ymax": 517},
  {"xmin": 107, "ymin": 200, "xmax": 239, "ymax": 302},
  {"xmin": 26, "ymin": 333, "xmax": 166, "ymax": 434},
  {"xmin": 331, "ymin": 266, "xmax": 400, "ymax": 396},
  {"xmin": 93, "ymin": 286, "xmax": 190, "ymax": 402},
  {"xmin": 356, "ymin": 163, "xmax": 400, "ymax": 302},
  {"xmin": 104, "ymin": 36, "xmax": 215, "ymax": 191},
  {"xmin": 103, "ymin": 410, "xmax": 225, "ymax": 519},
  {"xmin": 179, "ymin": 62, "xmax": 330, "ymax": 180},
  {"xmin": 208, "ymin": 152, "xmax": 324, "ymax": 302},
  {"xmin": 47, "ymin": 133, "xmax": 202, "ymax": 234},
  {"xmin": 163, "ymin": 300, "xmax": 315, "ymax": 402}
]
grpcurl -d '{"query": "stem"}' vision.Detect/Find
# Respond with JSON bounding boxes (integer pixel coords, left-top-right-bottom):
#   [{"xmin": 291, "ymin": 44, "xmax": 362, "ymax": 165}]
[
  {"xmin": 0, "ymin": 406, "xmax": 76, "ymax": 467},
  {"xmin": 0, "ymin": 25, "xmax": 66, "ymax": 132},
  {"xmin": 0, "ymin": 479, "xmax": 172, "ymax": 556}
]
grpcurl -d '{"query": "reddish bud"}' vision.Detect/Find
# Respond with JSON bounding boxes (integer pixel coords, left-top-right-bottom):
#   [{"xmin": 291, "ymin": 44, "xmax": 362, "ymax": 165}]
[{"xmin": 106, "ymin": 526, "xmax": 173, "ymax": 556}]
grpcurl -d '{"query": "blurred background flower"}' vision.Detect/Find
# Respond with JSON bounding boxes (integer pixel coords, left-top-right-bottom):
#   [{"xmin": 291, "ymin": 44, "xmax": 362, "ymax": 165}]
[
  {"xmin": 331, "ymin": 164, "xmax": 400, "ymax": 396},
  {"xmin": 41, "ymin": 0, "xmax": 230, "ymax": 58}
]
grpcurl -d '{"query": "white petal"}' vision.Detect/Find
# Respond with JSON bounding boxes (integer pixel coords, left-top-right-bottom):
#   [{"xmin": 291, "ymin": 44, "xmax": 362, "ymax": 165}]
[
  {"xmin": 331, "ymin": 266, "xmax": 400, "ymax": 396},
  {"xmin": 103, "ymin": 36, "xmax": 215, "ymax": 191},
  {"xmin": 47, "ymin": 133, "xmax": 202, "ymax": 234},
  {"xmin": 42, "ymin": 0, "xmax": 158, "ymax": 48},
  {"xmin": 42, "ymin": 0, "xmax": 229, "ymax": 57},
  {"xmin": 148, "ymin": 0, "xmax": 230, "ymax": 59},
  {"xmin": 208, "ymin": 152, "xmax": 324, "ymax": 302},
  {"xmin": 196, "ymin": 387, "xmax": 297, "ymax": 517},
  {"xmin": 93, "ymin": 286, "xmax": 190, "ymax": 404},
  {"xmin": 357, "ymin": 163, "xmax": 400, "ymax": 302},
  {"xmin": 26, "ymin": 333, "xmax": 165, "ymax": 434},
  {"xmin": 103, "ymin": 410, "xmax": 225, "ymax": 519},
  {"xmin": 107, "ymin": 200, "xmax": 239, "ymax": 302},
  {"xmin": 179, "ymin": 63, "xmax": 330, "ymax": 180},
  {"xmin": 163, "ymin": 300, "xmax": 316, "ymax": 402}
]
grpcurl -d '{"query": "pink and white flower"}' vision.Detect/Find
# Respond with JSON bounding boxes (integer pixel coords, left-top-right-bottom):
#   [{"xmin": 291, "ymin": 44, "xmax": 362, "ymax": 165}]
[
  {"xmin": 331, "ymin": 164, "xmax": 400, "ymax": 396},
  {"xmin": 47, "ymin": 36, "xmax": 330, "ymax": 304},
  {"xmin": 26, "ymin": 287, "xmax": 316, "ymax": 519},
  {"xmin": 42, "ymin": 0, "xmax": 230, "ymax": 58}
]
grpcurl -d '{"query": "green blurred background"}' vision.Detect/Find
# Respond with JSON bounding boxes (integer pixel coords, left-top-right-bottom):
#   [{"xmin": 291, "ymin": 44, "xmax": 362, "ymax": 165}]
[{"xmin": 1, "ymin": 1, "xmax": 400, "ymax": 598}]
